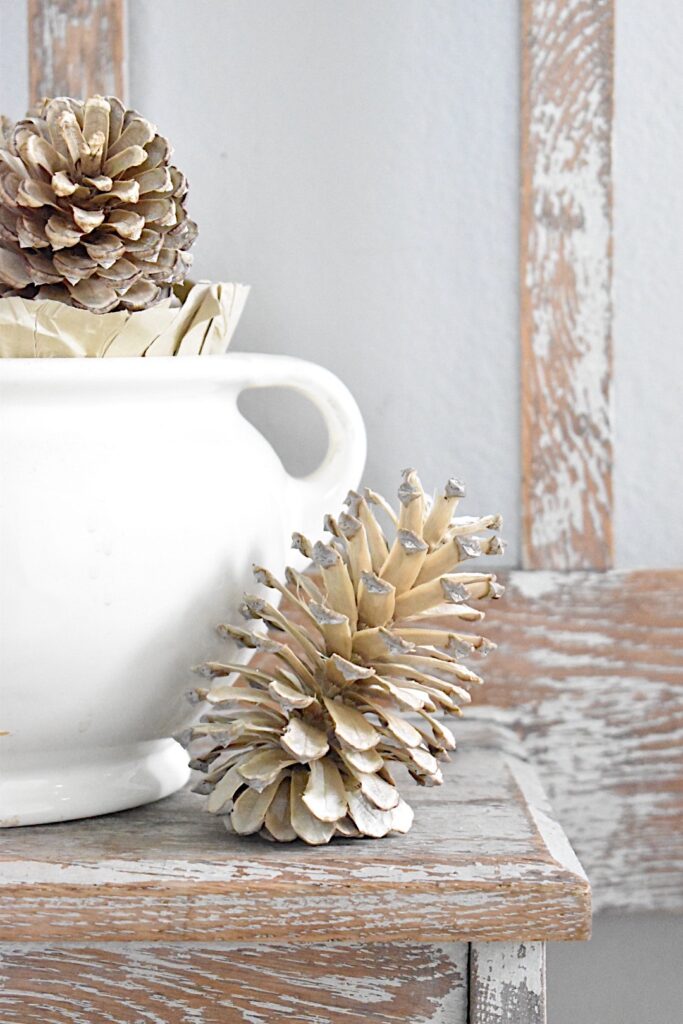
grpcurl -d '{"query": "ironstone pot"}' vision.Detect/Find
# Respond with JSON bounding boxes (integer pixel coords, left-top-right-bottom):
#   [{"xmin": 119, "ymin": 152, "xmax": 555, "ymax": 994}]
[{"xmin": 0, "ymin": 354, "xmax": 365, "ymax": 825}]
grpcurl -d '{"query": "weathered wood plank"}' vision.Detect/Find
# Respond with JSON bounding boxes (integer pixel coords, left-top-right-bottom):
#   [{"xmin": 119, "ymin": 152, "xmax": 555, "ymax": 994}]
[
  {"xmin": 476, "ymin": 568, "xmax": 683, "ymax": 912},
  {"xmin": 520, "ymin": 0, "xmax": 614, "ymax": 569},
  {"xmin": 28, "ymin": 0, "xmax": 126, "ymax": 105},
  {"xmin": 0, "ymin": 942, "xmax": 468, "ymax": 1024},
  {"xmin": 0, "ymin": 724, "xmax": 590, "ymax": 944},
  {"xmin": 470, "ymin": 942, "xmax": 546, "ymax": 1024}
]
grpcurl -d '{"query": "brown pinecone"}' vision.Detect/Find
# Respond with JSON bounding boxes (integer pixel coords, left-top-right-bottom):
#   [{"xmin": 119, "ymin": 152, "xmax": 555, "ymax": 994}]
[
  {"xmin": 185, "ymin": 470, "xmax": 505, "ymax": 844},
  {"xmin": 0, "ymin": 95, "xmax": 197, "ymax": 312}
]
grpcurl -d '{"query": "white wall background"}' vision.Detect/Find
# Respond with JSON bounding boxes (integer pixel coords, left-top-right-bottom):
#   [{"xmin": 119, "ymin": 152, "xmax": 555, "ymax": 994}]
[
  {"xmin": 128, "ymin": 0, "xmax": 522, "ymax": 564},
  {"xmin": 1, "ymin": 0, "xmax": 682, "ymax": 1019},
  {"xmin": 614, "ymin": 0, "xmax": 683, "ymax": 569}
]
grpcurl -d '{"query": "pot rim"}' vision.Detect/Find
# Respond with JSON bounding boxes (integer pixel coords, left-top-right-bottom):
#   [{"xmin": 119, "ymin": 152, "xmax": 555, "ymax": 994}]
[{"xmin": 0, "ymin": 352, "xmax": 299, "ymax": 388}]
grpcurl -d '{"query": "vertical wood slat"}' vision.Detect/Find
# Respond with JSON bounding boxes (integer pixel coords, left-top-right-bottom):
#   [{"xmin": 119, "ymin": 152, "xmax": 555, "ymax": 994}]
[
  {"xmin": 28, "ymin": 0, "xmax": 127, "ymax": 106},
  {"xmin": 520, "ymin": 0, "xmax": 614, "ymax": 570},
  {"xmin": 469, "ymin": 942, "xmax": 547, "ymax": 1024}
]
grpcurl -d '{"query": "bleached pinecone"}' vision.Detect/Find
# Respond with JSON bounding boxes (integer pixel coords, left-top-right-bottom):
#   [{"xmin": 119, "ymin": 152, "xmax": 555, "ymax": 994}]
[
  {"xmin": 186, "ymin": 470, "xmax": 504, "ymax": 844},
  {"xmin": 0, "ymin": 95, "xmax": 197, "ymax": 312}
]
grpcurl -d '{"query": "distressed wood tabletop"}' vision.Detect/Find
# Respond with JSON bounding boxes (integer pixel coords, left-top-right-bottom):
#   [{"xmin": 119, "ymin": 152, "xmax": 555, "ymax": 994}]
[{"xmin": 0, "ymin": 722, "xmax": 590, "ymax": 945}]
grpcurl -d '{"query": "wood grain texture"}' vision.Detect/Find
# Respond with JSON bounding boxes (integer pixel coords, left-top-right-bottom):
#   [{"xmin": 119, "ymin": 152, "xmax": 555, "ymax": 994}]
[
  {"xmin": 0, "ymin": 942, "xmax": 468, "ymax": 1024},
  {"xmin": 474, "ymin": 569, "xmax": 683, "ymax": 912},
  {"xmin": 0, "ymin": 724, "xmax": 590, "ymax": 944},
  {"xmin": 28, "ymin": 0, "xmax": 126, "ymax": 104},
  {"xmin": 520, "ymin": 0, "xmax": 614, "ymax": 569},
  {"xmin": 470, "ymin": 943, "xmax": 546, "ymax": 1024}
]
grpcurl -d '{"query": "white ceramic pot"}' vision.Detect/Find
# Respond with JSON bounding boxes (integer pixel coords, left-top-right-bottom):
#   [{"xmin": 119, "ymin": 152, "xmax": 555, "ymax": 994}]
[{"xmin": 0, "ymin": 354, "xmax": 365, "ymax": 826}]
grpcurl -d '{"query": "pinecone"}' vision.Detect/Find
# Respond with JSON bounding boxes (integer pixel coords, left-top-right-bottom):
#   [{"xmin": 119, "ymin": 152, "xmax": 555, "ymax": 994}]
[
  {"xmin": 0, "ymin": 95, "xmax": 197, "ymax": 312},
  {"xmin": 185, "ymin": 470, "xmax": 504, "ymax": 844}
]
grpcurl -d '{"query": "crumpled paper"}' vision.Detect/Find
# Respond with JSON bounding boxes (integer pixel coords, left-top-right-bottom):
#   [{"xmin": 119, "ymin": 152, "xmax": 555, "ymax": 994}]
[{"xmin": 0, "ymin": 281, "xmax": 250, "ymax": 357}]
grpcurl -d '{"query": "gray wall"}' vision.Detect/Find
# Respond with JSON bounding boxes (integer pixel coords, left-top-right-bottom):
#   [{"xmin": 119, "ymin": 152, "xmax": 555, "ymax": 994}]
[
  {"xmin": 614, "ymin": 0, "xmax": 683, "ymax": 569},
  {"xmin": 129, "ymin": 0, "xmax": 522, "ymax": 563},
  {"xmin": 1, "ymin": 1, "xmax": 682, "ymax": 1019}
]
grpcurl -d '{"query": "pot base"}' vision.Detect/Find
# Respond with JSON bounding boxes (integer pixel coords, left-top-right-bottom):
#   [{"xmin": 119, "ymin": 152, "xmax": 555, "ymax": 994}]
[{"xmin": 0, "ymin": 739, "xmax": 190, "ymax": 827}]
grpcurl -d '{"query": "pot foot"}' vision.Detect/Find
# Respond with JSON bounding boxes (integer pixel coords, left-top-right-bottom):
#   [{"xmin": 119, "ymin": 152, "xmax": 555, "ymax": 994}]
[{"xmin": 0, "ymin": 739, "xmax": 190, "ymax": 826}]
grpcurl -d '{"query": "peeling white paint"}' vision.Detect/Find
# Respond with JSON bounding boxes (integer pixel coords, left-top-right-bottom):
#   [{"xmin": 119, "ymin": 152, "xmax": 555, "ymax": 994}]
[{"xmin": 522, "ymin": 0, "xmax": 613, "ymax": 567}]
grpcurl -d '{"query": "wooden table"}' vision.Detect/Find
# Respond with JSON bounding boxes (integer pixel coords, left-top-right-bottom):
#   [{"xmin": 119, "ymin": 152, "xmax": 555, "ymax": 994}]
[{"xmin": 0, "ymin": 723, "xmax": 590, "ymax": 1023}]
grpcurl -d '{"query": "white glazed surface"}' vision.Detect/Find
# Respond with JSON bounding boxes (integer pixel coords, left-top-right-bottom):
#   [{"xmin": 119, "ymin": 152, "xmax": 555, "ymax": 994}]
[{"xmin": 0, "ymin": 354, "xmax": 366, "ymax": 825}]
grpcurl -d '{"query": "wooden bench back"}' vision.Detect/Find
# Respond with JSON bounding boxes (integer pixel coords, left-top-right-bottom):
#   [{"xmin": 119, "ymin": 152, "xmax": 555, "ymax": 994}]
[{"xmin": 512, "ymin": 0, "xmax": 682, "ymax": 913}]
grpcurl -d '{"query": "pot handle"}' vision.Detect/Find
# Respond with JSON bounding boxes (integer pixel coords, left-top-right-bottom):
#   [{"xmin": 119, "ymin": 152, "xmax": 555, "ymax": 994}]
[{"xmin": 237, "ymin": 354, "xmax": 367, "ymax": 542}]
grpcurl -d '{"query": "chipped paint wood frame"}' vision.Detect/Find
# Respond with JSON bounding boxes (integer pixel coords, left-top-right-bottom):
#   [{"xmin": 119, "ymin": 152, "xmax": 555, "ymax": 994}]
[
  {"xmin": 521, "ymin": 0, "xmax": 614, "ymax": 571},
  {"xmin": 470, "ymin": 943, "xmax": 546, "ymax": 1024},
  {"xmin": 28, "ymin": 0, "xmax": 127, "ymax": 106},
  {"xmin": 513, "ymin": 0, "xmax": 683, "ymax": 915},
  {"xmin": 0, "ymin": 943, "xmax": 472, "ymax": 1023}
]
